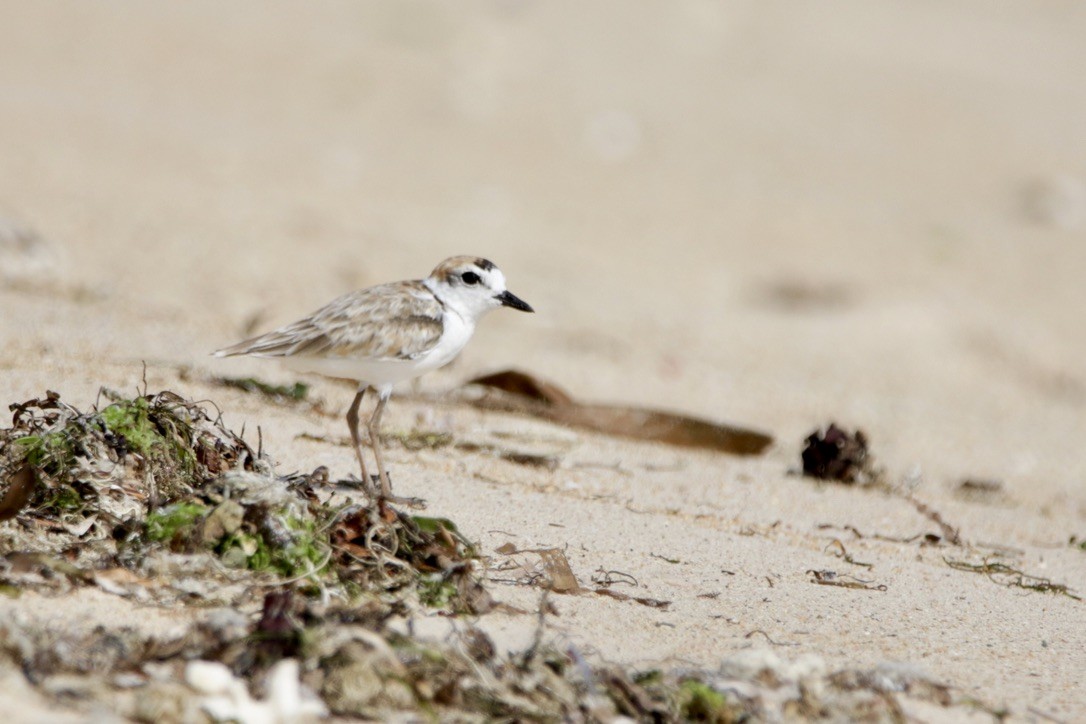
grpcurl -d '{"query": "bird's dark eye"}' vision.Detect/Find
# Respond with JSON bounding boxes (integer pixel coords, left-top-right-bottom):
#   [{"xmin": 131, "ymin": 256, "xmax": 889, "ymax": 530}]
[{"xmin": 461, "ymin": 271, "xmax": 481, "ymax": 285}]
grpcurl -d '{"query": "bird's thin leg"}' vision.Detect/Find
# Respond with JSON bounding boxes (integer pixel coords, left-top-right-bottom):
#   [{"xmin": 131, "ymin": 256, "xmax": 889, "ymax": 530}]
[
  {"xmin": 367, "ymin": 390, "xmax": 393, "ymax": 499},
  {"xmin": 346, "ymin": 388, "xmax": 375, "ymax": 494}
]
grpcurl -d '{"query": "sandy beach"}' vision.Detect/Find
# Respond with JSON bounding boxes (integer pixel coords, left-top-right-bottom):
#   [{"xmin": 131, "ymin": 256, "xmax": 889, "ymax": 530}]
[{"xmin": 2, "ymin": 2, "xmax": 1085, "ymax": 720}]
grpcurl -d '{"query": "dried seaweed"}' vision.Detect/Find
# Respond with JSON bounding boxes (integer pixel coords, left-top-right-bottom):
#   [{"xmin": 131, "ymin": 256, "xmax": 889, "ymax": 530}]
[
  {"xmin": 816, "ymin": 522, "xmax": 944, "ymax": 547},
  {"xmin": 1, "ymin": 389, "xmax": 256, "ymax": 528},
  {"xmin": 823, "ymin": 539, "xmax": 874, "ymax": 569},
  {"xmin": 489, "ymin": 547, "xmax": 673, "ymax": 609},
  {"xmin": 593, "ymin": 588, "xmax": 672, "ymax": 609},
  {"xmin": 0, "ymin": 389, "xmax": 482, "ymax": 614},
  {"xmin": 593, "ymin": 568, "xmax": 639, "ymax": 587},
  {"xmin": 744, "ymin": 630, "xmax": 798, "ymax": 647},
  {"xmin": 454, "ymin": 440, "xmax": 560, "ymax": 470},
  {"xmin": 943, "ymin": 557, "xmax": 1082, "ymax": 601},
  {"xmin": 906, "ymin": 495, "xmax": 962, "ymax": 546}
]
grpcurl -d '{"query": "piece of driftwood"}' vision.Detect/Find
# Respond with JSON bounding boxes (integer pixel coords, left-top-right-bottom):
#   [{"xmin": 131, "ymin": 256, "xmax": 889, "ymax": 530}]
[{"xmin": 466, "ymin": 370, "xmax": 773, "ymax": 456}]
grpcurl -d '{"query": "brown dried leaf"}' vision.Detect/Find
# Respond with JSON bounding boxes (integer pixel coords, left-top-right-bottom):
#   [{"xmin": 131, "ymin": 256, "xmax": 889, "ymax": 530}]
[
  {"xmin": 468, "ymin": 370, "xmax": 574, "ymax": 407},
  {"xmin": 593, "ymin": 588, "xmax": 672, "ymax": 609},
  {"xmin": 468, "ymin": 369, "xmax": 773, "ymax": 455},
  {"xmin": 0, "ymin": 463, "xmax": 36, "ymax": 521}
]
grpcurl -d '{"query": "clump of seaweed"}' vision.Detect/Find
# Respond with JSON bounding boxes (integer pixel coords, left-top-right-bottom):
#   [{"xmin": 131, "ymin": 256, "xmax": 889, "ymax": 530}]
[
  {"xmin": 1, "ymin": 389, "xmax": 255, "ymax": 532},
  {"xmin": 0, "ymin": 388, "xmax": 485, "ymax": 614}
]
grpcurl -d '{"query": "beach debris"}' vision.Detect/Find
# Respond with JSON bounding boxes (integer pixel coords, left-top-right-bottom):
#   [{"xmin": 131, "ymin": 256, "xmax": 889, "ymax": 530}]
[
  {"xmin": 187, "ymin": 658, "xmax": 327, "ymax": 724},
  {"xmin": 943, "ymin": 557, "xmax": 1081, "ymax": 601},
  {"xmin": 0, "ymin": 387, "xmax": 999, "ymax": 721},
  {"xmin": 823, "ymin": 539, "xmax": 874, "ymax": 569},
  {"xmin": 756, "ymin": 278, "xmax": 855, "ymax": 312},
  {"xmin": 955, "ymin": 477, "xmax": 1005, "ymax": 502},
  {"xmin": 905, "ymin": 495, "xmax": 962, "ymax": 545},
  {"xmin": 709, "ymin": 649, "xmax": 927, "ymax": 719},
  {"xmin": 488, "ymin": 545, "xmax": 580, "ymax": 591},
  {"xmin": 807, "ymin": 569, "xmax": 887, "ymax": 592},
  {"xmin": 675, "ymin": 679, "xmax": 738, "ymax": 721},
  {"xmin": 816, "ymin": 523, "xmax": 944, "ymax": 547},
  {"xmin": 592, "ymin": 568, "xmax": 638, "ymax": 587},
  {"xmin": 490, "ymin": 548, "xmax": 672, "ymax": 608},
  {"xmin": 0, "ymin": 463, "xmax": 36, "ymax": 521},
  {"xmin": 801, "ymin": 423, "xmax": 878, "ymax": 484},
  {"xmin": 454, "ymin": 439, "xmax": 561, "ymax": 470},
  {"xmin": 829, "ymin": 661, "xmax": 952, "ymax": 711},
  {"xmin": 538, "ymin": 547, "xmax": 580, "ymax": 592},
  {"xmin": 0, "ymin": 389, "xmax": 483, "ymax": 615},
  {"xmin": 593, "ymin": 588, "xmax": 672, "ymax": 609},
  {"xmin": 467, "ymin": 369, "xmax": 773, "ymax": 455},
  {"xmin": 591, "ymin": 567, "xmax": 672, "ymax": 608},
  {"xmin": 214, "ymin": 376, "xmax": 310, "ymax": 404},
  {"xmin": 0, "ymin": 388, "xmax": 257, "ymax": 535},
  {"xmin": 391, "ymin": 429, "xmax": 454, "ymax": 450},
  {"xmin": 743, "ymin": 630, "xmax": 798, "ymax": 647},
  {"xmin": 0, "ymin": 557, "xmax": 993, "ymax": 722}
]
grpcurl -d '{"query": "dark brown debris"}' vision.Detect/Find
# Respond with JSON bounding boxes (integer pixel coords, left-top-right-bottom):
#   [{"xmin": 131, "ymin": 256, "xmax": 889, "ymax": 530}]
[
  {"xmin": 823, "ymin": 539, "xmax": 874, "ymax": 569},
  {"xmin": 906, "ymin": 495, "xmax": 962, "ymax": 546},
  {"xmin": 469, "ymin": 369, "xmax": 773, "ymax": 455},
  {"xmin": 817, "ymin": 522, "xmax": 947, "ymax": 548},
  {"xmin": 943, "ymin": 557, "xmax": 1081, "ymax": 601},
  {"xmin": 0, "ymin": 463, "xmax": 36, "ymax": 521},
  {"xmin": 756, "ymin": 278, "xmax": 855, "ymax": 312},
  {"xmin": 955, "ymin": 478, "xmax": 1005, "ymax": 503},
  {"xmin": 800, "ymin": 423, "xmax": 878, "ymax": 484},
  {"xmin": 593, "ymin": 588, "xmax": 672, "ymax": 609}
]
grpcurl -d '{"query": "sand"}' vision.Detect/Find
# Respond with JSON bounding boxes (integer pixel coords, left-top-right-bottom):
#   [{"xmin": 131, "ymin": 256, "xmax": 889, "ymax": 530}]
[{"xmin": 1, "ymin": 1, "xmax": 1084, "ymax": 720}]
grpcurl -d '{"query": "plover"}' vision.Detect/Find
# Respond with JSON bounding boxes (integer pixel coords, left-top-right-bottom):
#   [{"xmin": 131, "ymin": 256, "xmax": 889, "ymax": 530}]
[{"xmin": 214, "ymin": 256, "xmax": 534, "ymax": 500}]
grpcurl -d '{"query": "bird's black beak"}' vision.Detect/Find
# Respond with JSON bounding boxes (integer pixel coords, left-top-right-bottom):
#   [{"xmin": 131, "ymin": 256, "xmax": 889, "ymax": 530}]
[{"xmin": 496, "ymin": 290, "xmax": 534, "ymax": 313}]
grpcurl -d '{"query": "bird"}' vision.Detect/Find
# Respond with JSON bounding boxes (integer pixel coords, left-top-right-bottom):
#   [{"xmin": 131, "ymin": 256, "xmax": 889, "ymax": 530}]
[{"xmin": 213, "ymin": 256, "xmax": 534, "ymax": 501}]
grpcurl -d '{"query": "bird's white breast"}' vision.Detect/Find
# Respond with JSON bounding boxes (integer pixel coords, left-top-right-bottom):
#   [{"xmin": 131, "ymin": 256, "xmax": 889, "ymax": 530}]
[{"xmin": 420, "ymin": 307, "xmax": 475, "ymax": 370}]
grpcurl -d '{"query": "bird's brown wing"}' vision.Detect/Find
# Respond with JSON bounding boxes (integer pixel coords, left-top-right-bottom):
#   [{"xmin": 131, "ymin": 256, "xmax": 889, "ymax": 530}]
[{"xmin": 214, "ymin": 281, "xmax": 444, "ymax": 361}]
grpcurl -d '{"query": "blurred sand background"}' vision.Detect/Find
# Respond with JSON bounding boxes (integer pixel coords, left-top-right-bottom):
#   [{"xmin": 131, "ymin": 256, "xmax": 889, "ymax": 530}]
[{"xmin": 1, "ymin": 1, "xmax": 1085, "ymax": 719}]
